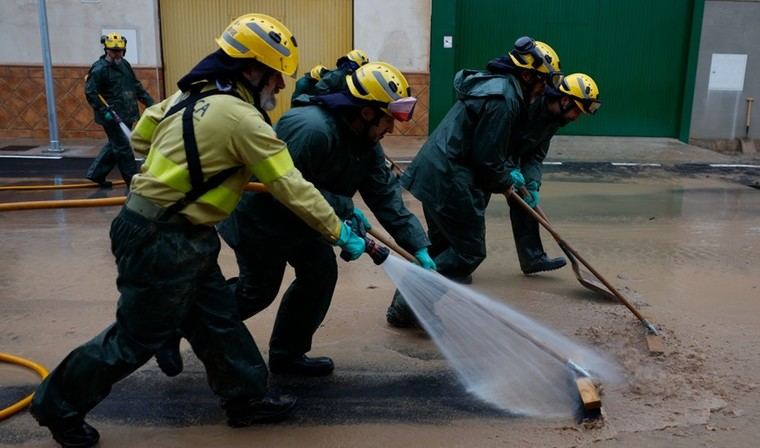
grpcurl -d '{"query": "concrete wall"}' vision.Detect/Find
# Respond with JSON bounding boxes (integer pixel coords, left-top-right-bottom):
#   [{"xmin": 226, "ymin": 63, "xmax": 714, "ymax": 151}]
[
  {"xmin": 0, "ymin": 0, "xmax": 159, "ymax": 66},
  {"xmin": 353, "ymin": 0, "xmax": 431, "ymax": 73},
  {"xmin": 690, "ymin": 0, "xmax": 760, "ymax": 140}
]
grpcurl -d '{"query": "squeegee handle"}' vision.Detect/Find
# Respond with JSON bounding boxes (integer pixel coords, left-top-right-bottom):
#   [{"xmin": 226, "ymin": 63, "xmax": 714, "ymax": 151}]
[
  {"xmin": 367, "ymin": 228, "xmax": 418, "ymax": 264},
  {"xmin": 506, "ymin": 189, "xmax": 649, "ymax": 324}
]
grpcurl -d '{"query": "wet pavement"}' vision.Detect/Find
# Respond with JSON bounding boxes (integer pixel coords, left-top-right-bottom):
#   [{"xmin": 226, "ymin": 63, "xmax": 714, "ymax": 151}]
[{"xmin": 1, "ymin": 151, "xmax": 760, "ymax": 447}]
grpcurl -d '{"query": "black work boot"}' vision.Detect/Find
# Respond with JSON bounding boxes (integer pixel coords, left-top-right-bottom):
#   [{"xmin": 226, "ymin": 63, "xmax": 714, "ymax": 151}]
[
  {"xmin": 515, "ymin": 234, "xmax": 566, "ymax": 275},
  {"xmin": 86, "ymin": 176, "xmax": 112, "ymax": 189},
  {"xmin": 155, "ymin": 335, "xmax": 183, "ymax": 377},
  {"xmin": 49, "ymin": 420, "xmax": 100, "ymax": 448},
  {"xmin": 521, "ymin": 254, "xmax": 567, "ymax": 274},
  {"xmin": 386, "ymin": 291, "xmax": 420, "ymax": 328},
  {"xmin": 225, "ymin": 394, "xmax": 297, "ymax": 427},
  {"xmin": 511, "ymin": 203, "xmax": 566, "ymax": 275},
  {"xmin": 269, "ymin": 354, "xmax": 334, "ymax": 376}
]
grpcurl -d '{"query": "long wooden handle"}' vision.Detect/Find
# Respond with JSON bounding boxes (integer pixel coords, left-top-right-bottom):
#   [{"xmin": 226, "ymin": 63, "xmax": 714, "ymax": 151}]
[
  {"xmin": 0, "ymin": 182, "xmax": 268, "ymax": 212},
  {"xmin": 506, "ymin": 190, "xmax": 653, "ymax": 328},
  {"xmin": 367, "ymin": 227, "xmax": 417, "ymax": 263},
  {"xmin": 0, "ymin": 181, "xmax": 127, "ymax": 191}
]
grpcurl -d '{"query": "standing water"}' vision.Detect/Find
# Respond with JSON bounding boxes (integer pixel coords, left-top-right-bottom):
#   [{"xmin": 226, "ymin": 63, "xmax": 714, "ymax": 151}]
[{"xmin": 383, "ymin": 255, "xmax": 620, "ymax": 417}]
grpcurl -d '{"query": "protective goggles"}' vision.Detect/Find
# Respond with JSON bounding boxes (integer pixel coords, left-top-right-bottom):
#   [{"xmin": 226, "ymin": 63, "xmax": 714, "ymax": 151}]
[
  {"xmin": 512, "ymin": 37, "xmax": 562, "ymax": 88},
  {"xmin": 541, "ymin": 72, "xmax": 564, "ymax": 90},
  {"xmin": 386, "ymin": 96, "xmax": 417, "ymax": 122},
  {"xmin": 574, "ymin": 97, "xmax": 601, "ymax": 114}
]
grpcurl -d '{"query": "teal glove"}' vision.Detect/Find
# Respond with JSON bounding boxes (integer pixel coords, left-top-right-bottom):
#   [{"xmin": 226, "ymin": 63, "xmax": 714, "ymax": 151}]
[
  {"xmin": 524, "ymin": 180, "xmax": 540, "ymax": 208},
  {"xmin": 414, "ymin": 247, "xmax": 437, "ymax": 270},
  {"xmin": 351, "ymin": 207, "xmax": 372, "ymax": 232},
  {"xmin": 509, "ymin": 169, "xmax": 525, "ymax": 190},
  {"xmin": 103, "ymin": 110, "xmax": 115, "ymax": 122},
  {"xmin": 336, "ymin": 221, "xmax": 366, "ymax": 261}
]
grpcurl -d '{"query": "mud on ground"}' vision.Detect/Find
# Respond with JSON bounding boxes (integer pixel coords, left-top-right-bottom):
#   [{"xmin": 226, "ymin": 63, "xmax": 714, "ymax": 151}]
[{"xmin": 1, "ymin": 172, "xmax": 759, "ymax": 447}]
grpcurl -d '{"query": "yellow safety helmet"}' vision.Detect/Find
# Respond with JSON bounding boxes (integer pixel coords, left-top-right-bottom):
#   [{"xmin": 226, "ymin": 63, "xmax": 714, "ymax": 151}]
[
  {"xmin": 216, "ymin": 13, "xmax": 299, "ymax": 77},
  {"xmin": 346, "ymin": 61, "xmax": 417, "ymax": 121},
  {"xmin": 508, "ymin": 36, "xmax": 562, "ymax": 88},
  {"xmin": 559, "ymin": 73, "xmax": 601, "ymax": 114},
  {"xmin": 346, "ymin": 49, "xmax": 370, "ymax": 67},
  {"xmin": 309, "ymin": 64, "xmax": 328, "ymax": 81},
  {"xmin": 101, "ymin": 32, "xmax": 127, "ymax": 51}
]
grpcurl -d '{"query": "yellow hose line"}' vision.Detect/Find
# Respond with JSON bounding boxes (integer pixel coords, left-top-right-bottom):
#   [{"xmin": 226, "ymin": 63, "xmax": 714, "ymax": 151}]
[
  {"xmin": 0, "ymin": 180, "xmax": 126, "ymax": 191},
  {"xmin": 0, "ymin": 182, "xmax": 268, "ymax": 212},
  {"xmin": 0, "ymin": 353, "xmax": 49, "ymax": 421}
]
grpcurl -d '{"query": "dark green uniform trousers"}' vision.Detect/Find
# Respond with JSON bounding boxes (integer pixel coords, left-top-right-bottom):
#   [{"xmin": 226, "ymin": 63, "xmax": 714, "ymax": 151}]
[
  {"xmin": 85, "ymin": 120, "xmax": 137, "ymax": 185},
  {"xmin": 30, "ymin": 208, "xmax": 269, "ymax": 428},
  {"xmin": 387, "ymin": 203, "xmax": 487, "ymax": 323},
  {"xmin": 507, "ymin": 195, "xmax": 549, "ymax": 269},
  {"xmin": 232, "ymin": 237, "xmax": 337, "ymax": 359}
]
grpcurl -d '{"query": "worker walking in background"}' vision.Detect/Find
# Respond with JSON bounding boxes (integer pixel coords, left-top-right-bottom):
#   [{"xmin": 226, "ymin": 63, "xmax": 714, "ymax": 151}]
[
  {"xmin": 84, "ymin": 32, "xmax": 154, "ymax": 189},
  {"xmin": 507, "ymin": 73, "xmax": 601, "ymax": 275},
  {"xmin": 30, "ymin": 14, "xmax": 366, "ymax": 448},
  {"xmin": 386, "ymin": 37, "xmax": 562, "ymax": 328},
  {"xmin": 157, "ymin": 61, "xmax": 434, "ymax": 378}
]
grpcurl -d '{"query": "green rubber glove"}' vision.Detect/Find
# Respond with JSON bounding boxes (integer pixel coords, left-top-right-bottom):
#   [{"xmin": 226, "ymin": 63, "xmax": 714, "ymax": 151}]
[
  {"xmin": 414, "ymin": 247, "xmax": 437, "ymax": 270},
  {"xmin": 351, "ymin": 207, "xmax": 372, "ymax": 233},
  {"xmin": 524, "ymin": 180, "xmax": 540, "ymax": 208},
  {"xmin": 509, "ymin": 169, "xmax": 525, "ymax": 190},
  {"xmin": 336, "ymin": 221, "xmax": 366, "ymax": 261}
]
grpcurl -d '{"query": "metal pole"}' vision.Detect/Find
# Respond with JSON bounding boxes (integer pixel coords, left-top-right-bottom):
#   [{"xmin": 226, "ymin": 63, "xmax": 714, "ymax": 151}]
[{"xmin": 38, "ymin": 0, "xmax": 63, "ymax": 153}]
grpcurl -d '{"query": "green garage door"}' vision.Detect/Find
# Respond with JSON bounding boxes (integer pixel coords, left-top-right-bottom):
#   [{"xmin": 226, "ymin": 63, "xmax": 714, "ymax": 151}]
[{"xmin": 429, "ymin": 0, "xmax": 704, "ymax": 139}]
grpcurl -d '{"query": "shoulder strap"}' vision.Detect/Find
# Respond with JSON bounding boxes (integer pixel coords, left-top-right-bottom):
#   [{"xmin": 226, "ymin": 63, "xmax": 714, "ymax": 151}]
[{"xmin": 159, "ymin": 88, "xmax": 243, "ymax": 221}]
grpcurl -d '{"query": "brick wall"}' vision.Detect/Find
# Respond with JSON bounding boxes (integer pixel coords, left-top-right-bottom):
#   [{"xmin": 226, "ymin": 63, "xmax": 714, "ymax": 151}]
[
  {"xmin": 393, "ymin": 72, "xmax": 429, "ymax": 136},
  {"xmin": 0, "ymin": 65, "xmax": 426, "ymax": 139},
  {"xmin": 0, "ymin": 64, "xmax": 162, "ymax": 139}
]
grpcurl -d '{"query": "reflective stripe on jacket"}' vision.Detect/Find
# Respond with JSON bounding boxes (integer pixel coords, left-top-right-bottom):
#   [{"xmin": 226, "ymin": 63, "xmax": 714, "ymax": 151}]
[{"xmin": 129, "ymin": 81, "xmax": 342, "ymax": 241}]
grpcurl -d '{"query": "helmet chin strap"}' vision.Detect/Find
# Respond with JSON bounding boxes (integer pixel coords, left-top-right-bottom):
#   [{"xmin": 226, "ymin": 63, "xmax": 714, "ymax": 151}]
[{"xmin": 239, "ymin": 68, "xmax": 273, "ymax": 125}]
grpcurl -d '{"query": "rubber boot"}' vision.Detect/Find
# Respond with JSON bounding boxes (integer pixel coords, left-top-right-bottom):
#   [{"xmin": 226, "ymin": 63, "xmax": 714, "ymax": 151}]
[
  {"xmin": 510, "ymin": 202, "xmax": 566, "ymax": 275},
  {"xmin": 515, "ymin": 234, "xmax": 566, "ymax": 274},
  {"xmin": 386, "ymin": 290, "xmax": 420, "ymax": 328},
  {"xmin": 155, "ymin": 334, "xmax": 183, "ymax": 377},
  {"xmin": 49, "ymin": 420, "xmax": 100, "ymax": 448}
]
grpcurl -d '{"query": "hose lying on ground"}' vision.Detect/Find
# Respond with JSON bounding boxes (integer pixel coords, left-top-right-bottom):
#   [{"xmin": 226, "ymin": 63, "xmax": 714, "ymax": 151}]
[{"xmin": 0, "ymin": 353, "xmax": 49, "ymax": 421}]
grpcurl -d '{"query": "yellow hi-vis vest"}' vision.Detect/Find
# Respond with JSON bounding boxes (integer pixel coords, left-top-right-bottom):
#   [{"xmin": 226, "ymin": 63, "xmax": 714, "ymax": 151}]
[{"xmin": 130, "ymin": 81, "xmax": 342, "ymax": 241}]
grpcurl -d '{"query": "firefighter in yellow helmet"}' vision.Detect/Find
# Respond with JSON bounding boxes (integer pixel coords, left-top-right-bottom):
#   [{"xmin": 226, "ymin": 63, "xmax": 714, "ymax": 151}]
[
  {"xmin": 85, "ymin": 32, "xmax": 154, "ymax": 189},
  {"xmin": 142, "ymin": 61, "xmax": 432, "ymax": 378},
  {"xmin": 505, "ymin": 73, "xmax": 600, "ymax": 274},
  {"xmin": 291, "ymin": 63, "xmax": 328, "ymax": 104},
  {"xmin": 30, "ymin": 13, "xmax": 367, "ymax": 447},
  {"xmin": 291, "ymin": 48, "xmax": 371, "ymax": 104},
  {"xmin": 388, "ymin": 36, "xmax": 562, "ymax": 327}
]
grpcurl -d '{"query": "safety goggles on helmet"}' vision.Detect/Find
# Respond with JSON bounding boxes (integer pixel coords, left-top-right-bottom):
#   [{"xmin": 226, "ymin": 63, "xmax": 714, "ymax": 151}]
[
  {"xmin": 386, "ymin": 96, "xmax": 417, "ymax": 122},
  {"xmin": 540, "ymin": 72, "xmax": 564, "ymax": 90},
  {"xmin": 574, "ymin": 97, "xmax": 601, "ymax": 114}
]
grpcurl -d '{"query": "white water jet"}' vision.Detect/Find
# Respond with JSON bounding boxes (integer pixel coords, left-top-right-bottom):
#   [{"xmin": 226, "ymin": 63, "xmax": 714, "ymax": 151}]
[{"xmin": 383, "ymin": 255, "xmax": 620, "ymax": 417}]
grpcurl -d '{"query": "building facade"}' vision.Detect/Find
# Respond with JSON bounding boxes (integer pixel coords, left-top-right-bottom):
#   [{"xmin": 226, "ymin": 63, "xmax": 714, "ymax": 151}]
[{"xmin": 1, "ymin": 0, "xmax": 758, "ymax": 149}]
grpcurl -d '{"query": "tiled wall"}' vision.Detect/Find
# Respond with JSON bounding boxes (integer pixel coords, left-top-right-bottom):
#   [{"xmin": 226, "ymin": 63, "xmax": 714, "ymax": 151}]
[
  {"xmin": 393, "ymin": 72, "xmax": 429, "ymax": 136},
  {"xmin": 0, "ymin": 64, "xmax": 162, "ymax": 140},
  {"xmin": 0, "ymin": 65, "xmax": 426, "ymax": 139}
]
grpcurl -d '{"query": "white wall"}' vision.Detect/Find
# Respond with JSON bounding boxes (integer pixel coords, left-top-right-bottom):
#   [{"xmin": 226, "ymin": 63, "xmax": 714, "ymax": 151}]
[
  {"xmin": 353, "ymin": 0, "xmax": 431, "ymax": 73},
  {"xmin": 0, "ymin": 0, "xmax": 159, "ymax": 66}
]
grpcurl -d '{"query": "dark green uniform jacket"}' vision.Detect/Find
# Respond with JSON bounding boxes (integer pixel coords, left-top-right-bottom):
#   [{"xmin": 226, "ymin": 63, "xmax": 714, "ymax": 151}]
[
  {"xmin": 291, "ymin": 74, "xmax": 318, "ymax": 105},
  {"xmin": 401, "ymin": 69, "xmax": 526, "ymax": 218},
  {"xmin": 311, "ymin": 68, "xmax": 350, "ymax": 96},
  {"xmin": 219, "ymin": 104, "xmax": 429, "ymax": 253},
  {"xmin": 85, "ymin": 55, "xmax": 154, "ymax": 125},
  {"xmin": 508, "ymin": 97, "xmax": 562, "ymax": 188}
]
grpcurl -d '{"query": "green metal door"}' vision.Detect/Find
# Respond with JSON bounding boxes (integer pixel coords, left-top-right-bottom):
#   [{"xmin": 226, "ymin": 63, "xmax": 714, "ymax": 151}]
[{"xmin": 429, "ymin": 0, "xmax": 704, "ymax": 139}]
